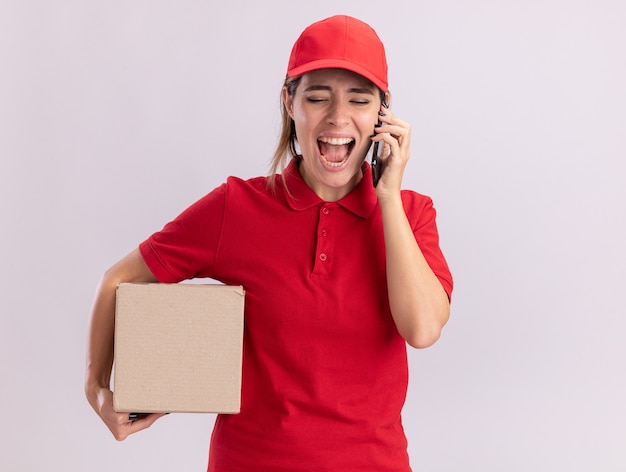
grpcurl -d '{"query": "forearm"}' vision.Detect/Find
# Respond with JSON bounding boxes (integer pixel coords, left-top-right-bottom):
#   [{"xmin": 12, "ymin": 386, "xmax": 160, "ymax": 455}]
[
  {"xmin": 84, "ymin": 249, "xmax": 158, "ymax": 405},
  {"xmin": 85, "ymin": 249, "xmax": 165, "ymax": 440},
  {"xmin": 85, "ymin": 272, "xmax": 117, "ymax": 407},
  {"xmin": 379, "ymin": 195, "xmax": 450, "ymax": 348}
]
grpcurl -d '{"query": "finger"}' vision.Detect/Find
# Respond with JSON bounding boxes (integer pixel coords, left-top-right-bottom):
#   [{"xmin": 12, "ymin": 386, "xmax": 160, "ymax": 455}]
[
  {"xmin": 375, "ymin": 123, "xmax": 410, "ymax": 147},
  {"xmin": 372, "ymin": 129, "xmax": 404, "ymax": 156},
  {"xmin": 378, "ymin": 107, "xmax": 409, "ymax": 128},
  {"xmin": 377, "ymin": 108, "xmax": 410, "ymax": 140},
  {"xmin": 111, "ymin": 412, "xmax": 167, "ymax": 441},
  {"xmin": 382, "ymin": 141, "xmax": 392, "ymax": 159},
  {"xmin": 133, "ymin": 412, "xmax": 168, "ymax": 428}
]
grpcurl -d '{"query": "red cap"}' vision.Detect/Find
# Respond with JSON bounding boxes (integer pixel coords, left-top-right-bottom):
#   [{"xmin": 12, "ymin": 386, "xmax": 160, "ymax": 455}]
[{"xmin": 287, "ymin": 15, "xmax": 388, "ymax": 93}]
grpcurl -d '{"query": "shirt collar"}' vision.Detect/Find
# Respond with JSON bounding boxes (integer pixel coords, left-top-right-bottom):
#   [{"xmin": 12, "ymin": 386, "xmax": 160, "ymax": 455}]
[{"xmin": 281, "ymin": 159, "xmax": 378, "ymax": 219}]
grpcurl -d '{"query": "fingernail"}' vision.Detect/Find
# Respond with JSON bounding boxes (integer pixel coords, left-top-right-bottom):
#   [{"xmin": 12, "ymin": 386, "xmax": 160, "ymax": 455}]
[{"xmin": 378, "ymin": 111, "xmax": 386, "ymax": 117}]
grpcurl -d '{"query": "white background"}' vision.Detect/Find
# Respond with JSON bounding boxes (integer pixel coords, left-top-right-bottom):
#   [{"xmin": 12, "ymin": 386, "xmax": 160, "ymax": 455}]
[{"xmin": 1, "ymin": 0, "xmax": 624, "ymax": 470}]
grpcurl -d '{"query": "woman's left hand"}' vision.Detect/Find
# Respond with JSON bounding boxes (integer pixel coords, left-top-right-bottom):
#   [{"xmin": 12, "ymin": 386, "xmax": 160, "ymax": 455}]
[
  {"xmin": 371, "ymin": 105, "xmax": 449, "ymax": 349},
  {"xmin": 371, "ymin": 105, "xmax": 412, "ymax": 200}
]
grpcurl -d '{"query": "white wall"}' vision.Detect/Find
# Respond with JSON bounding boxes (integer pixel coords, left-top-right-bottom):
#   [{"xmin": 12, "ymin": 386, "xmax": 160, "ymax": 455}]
[{"xmin": 1, "ymin": 1, "xmax": 624, "ymax": 470}]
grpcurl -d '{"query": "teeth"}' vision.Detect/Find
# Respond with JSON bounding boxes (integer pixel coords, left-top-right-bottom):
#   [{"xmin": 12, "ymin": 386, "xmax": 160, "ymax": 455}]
[{"xmin": 318, "ymin": 137, "xmax": 354, "ymax": 145}]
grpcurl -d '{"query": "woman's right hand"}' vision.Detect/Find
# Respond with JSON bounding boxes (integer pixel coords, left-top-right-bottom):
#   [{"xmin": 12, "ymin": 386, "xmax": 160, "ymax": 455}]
[{"xmin": 88, "ymin": 385, "xmax": 166, "ymax": 441}]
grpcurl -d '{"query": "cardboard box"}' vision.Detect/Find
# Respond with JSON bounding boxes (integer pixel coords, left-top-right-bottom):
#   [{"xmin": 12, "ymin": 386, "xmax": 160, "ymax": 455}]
[{"xmin": 113, "ymin": 283, "xmax": 244, "ymax": 414}]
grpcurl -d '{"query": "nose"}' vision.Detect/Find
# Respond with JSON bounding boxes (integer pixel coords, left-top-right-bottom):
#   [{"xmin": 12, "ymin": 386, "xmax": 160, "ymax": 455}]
[{"xmin": 326, "ymin": 100, "xmax": 350, "ymax": 127}]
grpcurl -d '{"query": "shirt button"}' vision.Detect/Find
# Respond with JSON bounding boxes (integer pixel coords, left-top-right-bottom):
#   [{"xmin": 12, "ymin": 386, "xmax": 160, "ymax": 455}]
[
  {"xmin": 319, "ymin": 253, "xmax": 328, "ymax": 262},
  {"xmin": 322, "ymin": 207, "xmax": 330, "ymax": 215},
  {"xmin": 321, "ymin": 229, "xmax": 328, "ymax": 237}
]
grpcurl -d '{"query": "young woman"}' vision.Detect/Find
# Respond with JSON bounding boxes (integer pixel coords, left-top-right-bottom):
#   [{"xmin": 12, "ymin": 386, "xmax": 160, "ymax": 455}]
[{"xmin": 85, "ymin": 15, "xmax": 453, "ymax": 471}]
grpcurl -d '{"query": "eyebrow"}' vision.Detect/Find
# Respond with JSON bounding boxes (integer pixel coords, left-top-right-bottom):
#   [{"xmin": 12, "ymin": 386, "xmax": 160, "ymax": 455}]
[{"xmin": 303, "ymin": 85, "xmax": 375, "ymax": 95}]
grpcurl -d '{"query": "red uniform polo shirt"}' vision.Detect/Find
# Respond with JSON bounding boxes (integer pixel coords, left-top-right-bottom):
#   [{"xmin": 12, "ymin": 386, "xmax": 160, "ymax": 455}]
[{"xmin": 139, "ymin": 161, "xmax": 453, "ymax": 472}]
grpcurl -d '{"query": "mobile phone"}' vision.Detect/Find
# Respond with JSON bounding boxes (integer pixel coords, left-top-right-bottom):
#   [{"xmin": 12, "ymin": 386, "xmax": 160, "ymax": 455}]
[
  {"xmin": 371, "ymin": 98, "xmax": 388, "ymax": 187},
  {"xmin": 128, "ymin": 412, "xmax": 149, "ymax": 421},
  {"xmin": 371, "ymin": 140, "xmax": 382, "ymax": 187}
]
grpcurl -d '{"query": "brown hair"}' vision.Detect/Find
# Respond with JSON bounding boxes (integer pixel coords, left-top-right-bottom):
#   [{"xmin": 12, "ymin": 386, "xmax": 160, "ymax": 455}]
[{"xmin": 267, "ymin": 76, "xmax": 302, "ymax": 192}]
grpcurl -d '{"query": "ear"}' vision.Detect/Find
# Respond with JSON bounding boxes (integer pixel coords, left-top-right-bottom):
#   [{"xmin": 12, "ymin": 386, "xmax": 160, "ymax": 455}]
[{"xmin": 282, "ymin": 86, "xmax": 295, "ymax": 119}]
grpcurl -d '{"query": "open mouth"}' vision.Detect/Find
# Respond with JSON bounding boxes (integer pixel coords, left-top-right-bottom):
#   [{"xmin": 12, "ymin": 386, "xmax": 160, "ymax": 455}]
[{"xmin": 317, "ymin": 137, "xmax": 355, "ymax": 167}]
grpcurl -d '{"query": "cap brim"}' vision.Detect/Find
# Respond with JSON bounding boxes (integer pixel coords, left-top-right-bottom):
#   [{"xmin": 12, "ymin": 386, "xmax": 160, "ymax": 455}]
[{"xmin": 287, "ymin": 59, "xmax": 388, "ymax": 93}]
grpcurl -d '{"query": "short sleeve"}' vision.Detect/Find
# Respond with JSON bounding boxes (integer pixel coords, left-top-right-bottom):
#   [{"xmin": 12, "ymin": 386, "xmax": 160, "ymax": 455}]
[
  {"xmin": 139, "ymin": 183, "xmax": 227, "ymax": 283},
  {"xmin": 402, "ymin": 191, "xmax": 454, "ymax": 300}
]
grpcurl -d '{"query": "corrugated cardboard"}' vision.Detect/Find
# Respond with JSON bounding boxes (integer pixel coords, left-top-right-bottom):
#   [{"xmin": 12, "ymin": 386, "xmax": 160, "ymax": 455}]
[{"xmin": 113, "ymin": 283, "xmax": 244, "ymax": 414}]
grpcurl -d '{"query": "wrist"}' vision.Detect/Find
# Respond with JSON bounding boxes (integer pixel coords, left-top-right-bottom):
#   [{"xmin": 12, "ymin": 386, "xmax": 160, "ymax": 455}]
[
  {"xmin": 85, "ymin": 375, "xmax": 110, "ymax": 405},
  {"xmin": 377, "ymin": 191, "xmax": 403, "ymax": 210}
]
